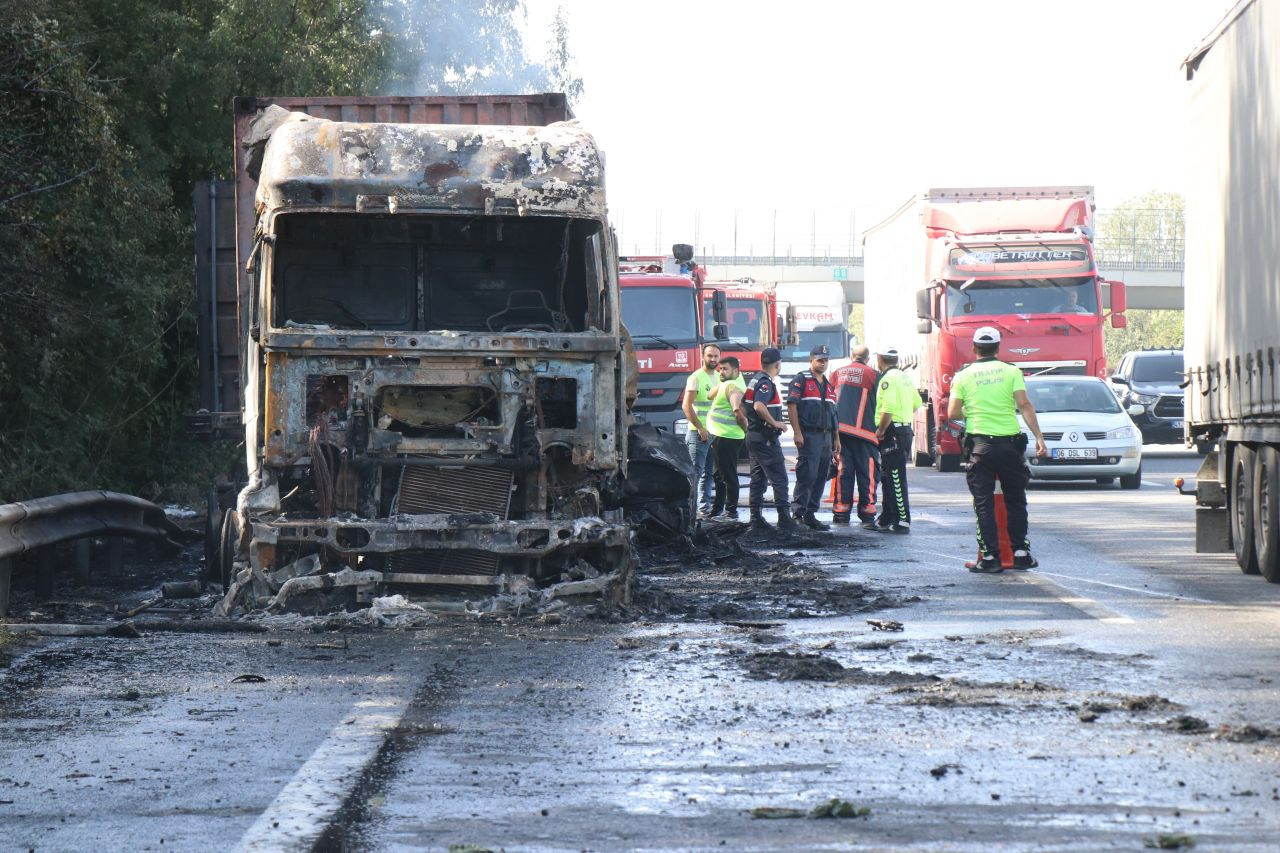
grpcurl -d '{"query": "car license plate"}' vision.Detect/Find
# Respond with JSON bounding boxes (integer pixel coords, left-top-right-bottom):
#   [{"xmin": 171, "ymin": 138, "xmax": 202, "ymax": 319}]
[{"xmin": 1052, "ymin": 448, "xmax": 1098, "ymax": 460}]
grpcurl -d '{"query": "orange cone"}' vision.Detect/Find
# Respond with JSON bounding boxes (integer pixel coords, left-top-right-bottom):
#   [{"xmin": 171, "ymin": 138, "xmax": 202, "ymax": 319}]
[{"xmin": 969, "ymin": 475, "xmax": 1015, "ymax": 569}]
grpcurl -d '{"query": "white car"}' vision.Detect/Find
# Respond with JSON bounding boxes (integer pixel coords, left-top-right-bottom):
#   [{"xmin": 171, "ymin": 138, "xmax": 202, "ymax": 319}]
[{"xmin": 1019, "ymin": 376, "xmax": 1144, "ymax": 488}]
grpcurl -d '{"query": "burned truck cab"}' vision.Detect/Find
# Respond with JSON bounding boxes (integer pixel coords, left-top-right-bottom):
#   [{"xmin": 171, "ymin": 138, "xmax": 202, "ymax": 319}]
[{"xmin": 221, "ymin": 106, "xmax": 632, "ymax": 607}]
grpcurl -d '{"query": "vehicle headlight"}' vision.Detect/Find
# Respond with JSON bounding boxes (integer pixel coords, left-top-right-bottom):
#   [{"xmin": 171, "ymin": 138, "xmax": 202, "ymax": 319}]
[
  {"xmin": 1107, "ymin": 425, "xmax": 1135, "ymax": 440},
  {"xmin": 1129, "ymin": 393, "xmax": 1158, "ymax": 405}
]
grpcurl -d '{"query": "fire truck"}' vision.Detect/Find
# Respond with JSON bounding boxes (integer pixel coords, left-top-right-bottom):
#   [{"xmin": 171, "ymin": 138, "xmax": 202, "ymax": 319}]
[{"xmin": 619, "ymin": 248, "xmax": 779, "ymax": 435}]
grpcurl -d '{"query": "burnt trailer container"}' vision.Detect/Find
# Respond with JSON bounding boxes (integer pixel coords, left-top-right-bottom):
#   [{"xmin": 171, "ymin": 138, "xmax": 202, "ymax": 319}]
[
  {"xmin": 1182, "ymin": 1, "xmax": 1280, "ymax": 582},
  {"xmin": 195, "ymin": 94, "xmax": 645, "ymax": 609}
]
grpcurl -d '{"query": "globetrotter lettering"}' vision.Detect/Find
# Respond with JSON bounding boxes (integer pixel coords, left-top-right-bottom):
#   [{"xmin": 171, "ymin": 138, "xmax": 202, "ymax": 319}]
[{"xmin": 953, "ymin": 247, "xmax": 1089, "ymax": 266}]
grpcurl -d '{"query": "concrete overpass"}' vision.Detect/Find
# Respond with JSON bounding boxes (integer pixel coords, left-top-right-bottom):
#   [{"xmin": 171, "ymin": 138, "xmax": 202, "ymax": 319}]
[{"xmin": 704, "ymin": 259, "xmax": 1184, "ymax": 310}]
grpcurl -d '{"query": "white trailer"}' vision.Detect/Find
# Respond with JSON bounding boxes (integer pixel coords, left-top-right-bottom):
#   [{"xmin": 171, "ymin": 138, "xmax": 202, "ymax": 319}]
[{"xmin": 1183, "ymin": 0, "xmax": 1280, "ymax": 582}]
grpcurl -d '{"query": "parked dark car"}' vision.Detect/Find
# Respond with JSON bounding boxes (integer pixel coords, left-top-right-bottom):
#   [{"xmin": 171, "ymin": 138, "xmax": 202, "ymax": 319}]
[{"xmin": 1108, "ymin": 350, "xmax": 1188, "ymax": 445}]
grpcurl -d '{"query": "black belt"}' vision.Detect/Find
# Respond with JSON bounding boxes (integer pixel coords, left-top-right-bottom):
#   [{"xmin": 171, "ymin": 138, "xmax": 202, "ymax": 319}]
[{"xmin": 968, "ymin": 433, "xmax": 1019, "ymax": 443}]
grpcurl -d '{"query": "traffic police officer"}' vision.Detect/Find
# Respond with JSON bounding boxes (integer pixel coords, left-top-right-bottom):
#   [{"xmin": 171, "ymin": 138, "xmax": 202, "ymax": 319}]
[
  {"xmin": 947, "ymin": 327, "xmax": 1048, "ymax": 572},
  {"xmin": 830, "ymin": 344, "xmax": 880, "ymax": 528},
  {"xmin": 787, "ymin": 344, "xmax": 838, "ymax": 530},
  {"xmin": 742, "ymin": 347, "xmax": 798, "ymax": 532},
  {"xmin": 681, "ymin": 343, "xmax": 721, "ymax": 516},
  {"xmin": 874, "ymin": 345, "xmax": 922, "ymax": 533}
]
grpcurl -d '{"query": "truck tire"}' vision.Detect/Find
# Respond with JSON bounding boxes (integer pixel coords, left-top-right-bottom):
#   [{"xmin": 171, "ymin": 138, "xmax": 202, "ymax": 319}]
[
  {"xmin": 1231, "ymin": 445, "xmax": 1261, "ymax": 575},
  {"xmin": 1120, "ymin": 466, "xmax": 1142, "ymax": 489},
  {"xmin": 1252, "ymin": 445, "xmax": 1280, "ymax": 583}
]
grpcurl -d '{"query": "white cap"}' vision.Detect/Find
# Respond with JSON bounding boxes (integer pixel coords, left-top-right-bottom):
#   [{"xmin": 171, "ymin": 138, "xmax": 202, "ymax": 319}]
[
  {"xmin": 877, "ymin": 345, "xmax": 899, "ymax": 358},
  {"xmin": 973, "ymin": 326, "xmax": 1001, "ymax": 344}
]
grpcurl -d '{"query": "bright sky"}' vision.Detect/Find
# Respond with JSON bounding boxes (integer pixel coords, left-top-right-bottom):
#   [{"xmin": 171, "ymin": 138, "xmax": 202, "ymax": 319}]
[{"xmin": 527, "ymin": 1, "xmax": 1235, "ymax": 255}]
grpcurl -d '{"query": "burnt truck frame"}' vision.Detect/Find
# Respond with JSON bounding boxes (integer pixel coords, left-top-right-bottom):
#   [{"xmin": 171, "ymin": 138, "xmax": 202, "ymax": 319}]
[{"xmin": 211, "ymin": 96, "xmax": 637, "ymax": 608}]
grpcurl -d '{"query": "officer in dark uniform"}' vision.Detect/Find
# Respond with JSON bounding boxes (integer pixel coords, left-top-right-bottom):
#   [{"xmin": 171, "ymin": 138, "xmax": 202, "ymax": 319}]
[
  {"xmin": 742, "ymin": 347, "xmax": 798, "ymax": 532},
  {"xmin": 787, "ymin": 344, "xmax": 838, "ymax": 531}
]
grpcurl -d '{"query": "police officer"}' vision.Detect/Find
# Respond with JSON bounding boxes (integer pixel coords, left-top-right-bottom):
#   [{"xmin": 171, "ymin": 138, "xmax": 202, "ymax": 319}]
[
  {"xmin": 706, "ymin": 356, "xmax": 748, "ymax": 520},
  {"xmin": 742, "ymin": 347, "xmax": 798, "ymax": 532},
  {"xmin": 787, "ymin": 344, "xmax": 838, "ymax": 531},
  {"xmin": 681, "ymin": 343, "xmax": 721, "ymax": 517},
  {"xmin": 947, "ymin": 327, "xmax": 1048, "ymax": 573},
  {"xmin": 874, "ymin": 345, "xmax": 922, "ymax": 533},
  {"xmin": 830, "ymin": 344, "xmax": 880, "ymax": 529}
]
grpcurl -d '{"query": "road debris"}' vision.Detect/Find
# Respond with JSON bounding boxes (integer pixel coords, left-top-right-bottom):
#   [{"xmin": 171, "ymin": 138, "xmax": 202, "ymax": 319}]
[
  {"xmin": 867, "ymin": 619, "xmax": 904, "ymax": 632},
  {"xmin": 161, "ymin": 581, "xmax": 203, "ymax": 599},
  {"xmin": 230, "ymin": 673, "xmax": 267, "ymax": 684},
  {"xmin": 1145, "ymin": 834, "xmax": 1196, "ymax": 850},
  {"xmin": 1162, "ymin": 715, "xmax": 1210, "ymax": 733},
  {"xmin": 751, "ymin": 798, "xmax": 870, "ymax": 819},
  {"xmin": 930, "ymin": 764, "xmax": 962, "ymax": 778}
]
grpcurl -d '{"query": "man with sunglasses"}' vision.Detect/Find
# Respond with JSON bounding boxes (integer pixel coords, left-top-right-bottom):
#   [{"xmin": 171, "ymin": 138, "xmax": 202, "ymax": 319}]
[{"xmin": 787, "ymin": 344, "xmax": 838, "ymax": 530}]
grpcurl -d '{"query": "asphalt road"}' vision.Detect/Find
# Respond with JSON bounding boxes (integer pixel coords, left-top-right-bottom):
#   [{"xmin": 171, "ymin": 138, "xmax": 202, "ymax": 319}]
[{"xmin": 1, "ymin": 445, "xmax": 1278, "ymax": 851}]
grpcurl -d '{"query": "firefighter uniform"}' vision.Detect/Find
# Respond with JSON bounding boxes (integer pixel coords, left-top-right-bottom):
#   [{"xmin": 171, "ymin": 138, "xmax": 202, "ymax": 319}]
[
  {"xmin": 875, "ymin": 356, "xmax": 923, "ymax": 531},
  {"xmin": 951, "ymin": 329, "xmax": 1035, "ymax": 569},
  {"xmin": 830, "ymin": 360, "xmax": 880, "ymax": 527},
  {"xmin": 743, "ymin": 353, "xmax": 791, "ymax": 522},
  {"xmin": 787, "ymin": 348, "xmax": 838, "ymax": 523}
]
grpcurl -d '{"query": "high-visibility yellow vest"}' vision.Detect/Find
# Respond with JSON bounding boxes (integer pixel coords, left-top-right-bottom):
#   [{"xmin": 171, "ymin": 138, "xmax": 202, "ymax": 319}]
[{"xmin": 707, "ymin": 375, "xmax": 747, "ymax": 439}]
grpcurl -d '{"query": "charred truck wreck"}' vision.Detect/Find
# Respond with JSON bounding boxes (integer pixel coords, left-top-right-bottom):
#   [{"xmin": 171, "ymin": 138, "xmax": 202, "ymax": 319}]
[{"xmin": 212, "ymin": 97, "xmax": 671, "ymax": 614}]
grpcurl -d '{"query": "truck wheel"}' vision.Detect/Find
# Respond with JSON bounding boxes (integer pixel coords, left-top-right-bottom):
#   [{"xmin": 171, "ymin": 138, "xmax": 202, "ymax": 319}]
[
  {"xmin": 1231, "ymin": 445, "xmax": 1261, "ymax": 575},
  {"xmin": 1252, "ymin": 445, "xmax": 1280, "ymax": 583},
  {"xmin": 1120, "ymin": 466, "xmax": 1142, "ymax": 489}
]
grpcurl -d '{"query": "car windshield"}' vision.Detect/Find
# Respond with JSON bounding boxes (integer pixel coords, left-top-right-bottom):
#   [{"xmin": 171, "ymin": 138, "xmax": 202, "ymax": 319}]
[
  {"xmin": 946, "ymin": 276, "xmax": 1098, "ymax": 318},
  {"xmin": 621, "ymin": 286, "xmax": 699, "ymax": 346},
  {"xmin": 786, "ymin": 327, "xmax": 848, "ymax": 360},
  {"xmin": 1131, "ymin": 354, "xmax": 1183, "ymax": 383},
  {"xmin": 1026, "ymin": 380, "xmax": 1122, "ymax": 414}
]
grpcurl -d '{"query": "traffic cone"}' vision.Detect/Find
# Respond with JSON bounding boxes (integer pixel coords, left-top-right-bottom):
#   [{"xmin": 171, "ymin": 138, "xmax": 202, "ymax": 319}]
[{"xmin": 968, "ymin": 475, "xmax": 1015, "ymax": 569}]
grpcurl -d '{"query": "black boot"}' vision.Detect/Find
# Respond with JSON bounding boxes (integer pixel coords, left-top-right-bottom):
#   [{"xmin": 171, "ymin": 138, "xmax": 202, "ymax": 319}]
[
  {"xmin": 831, "ymin": 512, "xmax": 851, "ymax": 525},
  {"xmin": 802, "ymin": 512, "xmax": 830, "ymax": 531},
  {"xmin": 777, "ymin": 509, "xmax": 799, "ymax": 531},
  {"xmin": 749, "ymin": 510, "xmax": 774, "ymax": 532}
]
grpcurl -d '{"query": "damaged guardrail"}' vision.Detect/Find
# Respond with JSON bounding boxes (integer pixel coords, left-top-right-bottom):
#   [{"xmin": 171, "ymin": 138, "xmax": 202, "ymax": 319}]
[{"xmin": 0, "ymin": 491, "xmax": 186, "ymax": 616}]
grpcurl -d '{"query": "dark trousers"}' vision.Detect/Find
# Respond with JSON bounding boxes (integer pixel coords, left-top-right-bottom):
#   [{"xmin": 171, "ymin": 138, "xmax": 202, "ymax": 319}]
[
  {"xmin": 965, "ymin": 438, "xmax": 1031, "ymax": 555},
  {"xmin": 791, "ymin": 430, "xmax": 833, "ymax": 516},
  {"xmin": 711, "ymin": 435, "xmax": 744, "ymax": 513},
  {"xmin": 836, "ymin": 434, "xmax": 879, "ymax": 522},
  {"xmin": 877, "ymin": 425, "xmax": 913, "ymax": 526},
  {"xmin": 746, "ymin": 430, "xmax": 790, "ymax": 511}
]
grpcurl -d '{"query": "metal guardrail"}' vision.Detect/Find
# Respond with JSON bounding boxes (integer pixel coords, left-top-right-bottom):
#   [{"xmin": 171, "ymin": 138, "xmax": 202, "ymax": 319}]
[
  {"xmin": 0, "ymin": 491, "xmax": 186, "ymax": 616},
  {"xmin": 698, "ymin": 254, "xmax": 1184, "ymax": 273}
]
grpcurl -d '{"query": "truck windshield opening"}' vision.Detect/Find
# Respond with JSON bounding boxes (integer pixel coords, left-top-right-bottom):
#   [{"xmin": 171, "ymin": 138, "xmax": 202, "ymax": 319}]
[
  {"xmin": 946, "ymin": 276, "xmax": 1098, "ymax": 318},
  {"xmin": 786, "ymin": 326, "xmax": 848, "ymax": 360},
  {"xmin": 271, "ymin": 213, "xmax": 602, "ymax": 333},
  {"xmin": 702, "ymin": 297, "xmax": 770, "ymax": 348},
  {"xmin": 620, "ymin": 286, "xmax": 698, "ymax": 346}
]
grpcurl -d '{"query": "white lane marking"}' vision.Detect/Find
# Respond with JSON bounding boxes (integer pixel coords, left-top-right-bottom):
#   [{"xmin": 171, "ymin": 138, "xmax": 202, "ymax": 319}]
[
  {"xmin": 238, "ymin": 691, "xmax": 412, "ymax": 852},
  {"xmin": 1142, "ymin": 480, "xmax": 1164, "ymax": 488},
  {"xmin": 1012, "ymin": 572, "xmax": 1135, "ymax": 624},
  {"xmin": 1033, "ymin": 570, "xmax": 1215, "ymax": 604}
]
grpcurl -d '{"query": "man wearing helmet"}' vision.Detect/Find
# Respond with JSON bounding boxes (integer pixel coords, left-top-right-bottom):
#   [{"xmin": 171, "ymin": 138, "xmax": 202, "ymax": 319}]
[
  {"xmin": 948, "ymin": 327, "xmax": 1049, "ymax": 573},
  {"xmin": 873, "ymin": 345, "xmax": 923, "ymax": 533}
]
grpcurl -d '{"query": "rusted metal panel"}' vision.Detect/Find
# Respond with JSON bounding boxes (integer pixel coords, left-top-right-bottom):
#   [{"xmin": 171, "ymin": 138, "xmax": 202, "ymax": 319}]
[{"xmin": 193, "ymin": 180, "xmax": 240, "ymax": 416}]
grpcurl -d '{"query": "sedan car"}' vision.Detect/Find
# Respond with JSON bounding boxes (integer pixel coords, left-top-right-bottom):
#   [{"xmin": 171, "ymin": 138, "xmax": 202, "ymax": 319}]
[{"xmin": 1019, "ymin": 376, "xmax": 1144, "ymax": 488}]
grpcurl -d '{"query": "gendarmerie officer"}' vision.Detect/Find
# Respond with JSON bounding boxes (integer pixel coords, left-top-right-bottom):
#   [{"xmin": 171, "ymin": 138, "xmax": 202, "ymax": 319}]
[
  {"xmin": 743, "ymin": 347, "xmax": 798, "ymax": 532},
  {"xmin": 787, "ymin": 344, "xmax": 838, "ymax": 531},
  {"xmin": 947, "ymin": 326, "xmax": 1048, "ymax": 573},
  {"xmin": 874, "ymin": 345, "xmax": 922, "ymax": 533}
]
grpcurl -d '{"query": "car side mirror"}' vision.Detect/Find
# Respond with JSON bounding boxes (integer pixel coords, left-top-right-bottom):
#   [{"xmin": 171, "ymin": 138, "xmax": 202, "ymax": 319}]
[
  {"xmin": 1111, "ymin": 312, "xmax": 1128, "ymax": 329},
  {"xmin": 915, "ymin": 288, "xmax": 932, "ymax": 320},
  {"xmin": 1127, "ymin": 404, "xmax": 1144, "ymax": 416},
  {"xmin": 711, "ymin": 290, "xmax": 728, "ymax": 325},
  {"xmin": 1109, "ymin": 374, "xmax": 1129, "ymax": 385},
  {"xmin": 917, "ymin": 318, "xmax": 933, "ymax": 334},
  {"xmin": 713, "ymin": 322, "xmax": 729, "ymax": 341}
]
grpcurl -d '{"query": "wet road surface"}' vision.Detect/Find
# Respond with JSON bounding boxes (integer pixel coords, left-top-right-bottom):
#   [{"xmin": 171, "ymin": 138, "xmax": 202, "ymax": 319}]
[{"xmin": 1, "ymin": 446, "xmax": 1278, "ymax": 851}]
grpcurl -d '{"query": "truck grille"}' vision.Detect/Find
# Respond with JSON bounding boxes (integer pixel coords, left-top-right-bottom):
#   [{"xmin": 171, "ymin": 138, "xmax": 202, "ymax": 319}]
[
  {"xmin": 1154, "ymin": 396, "xmax": 1183, "ymax": 418},
  {"xmin": 389, "ymin": 465, "xmax": 514, "ymax": 575}
]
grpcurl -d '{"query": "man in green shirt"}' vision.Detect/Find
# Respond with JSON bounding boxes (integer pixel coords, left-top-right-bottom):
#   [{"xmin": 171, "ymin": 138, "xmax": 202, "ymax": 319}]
[
  {"xmin": 682, "ymin": 343, "xmax": 721, "ymax": 516},
  {"xmin": 706, "ymin": 356, "xmax": 749, "ymax": 520},
  {"xmin": 873, "ymin": 346, "xmax": 923, "ymax": 533},
  {"xmin": 948, "ymin": 326, "xmax": 1048, "ymax": 573}
]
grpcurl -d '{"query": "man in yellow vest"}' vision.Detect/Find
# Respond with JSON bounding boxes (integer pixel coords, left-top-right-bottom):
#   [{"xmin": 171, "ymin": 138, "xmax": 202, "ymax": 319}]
[
  {"xmin": 948, "ymin": 327, "xmax": 1048, "ymax": 573},
  {"xmin": 706, "ymin": 356, "xmax": 748, "ymax": 520},
  {"xmin": 681, "ymin": 343, "xmax": 721, "ymax": 516},
  {"xmin": 874, "ymin": 345, "xmax": 923, "ymax": 533}
]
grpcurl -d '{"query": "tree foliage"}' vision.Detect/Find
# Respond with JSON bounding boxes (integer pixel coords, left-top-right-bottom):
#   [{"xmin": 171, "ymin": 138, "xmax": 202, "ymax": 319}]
[
  {"xmin": 1104, "ymin": 309, "xmax": 1184, "ymax": 368},
  {"xmin": 0, "ymin": 0, "xmax": 582, "ymax": 502}
]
